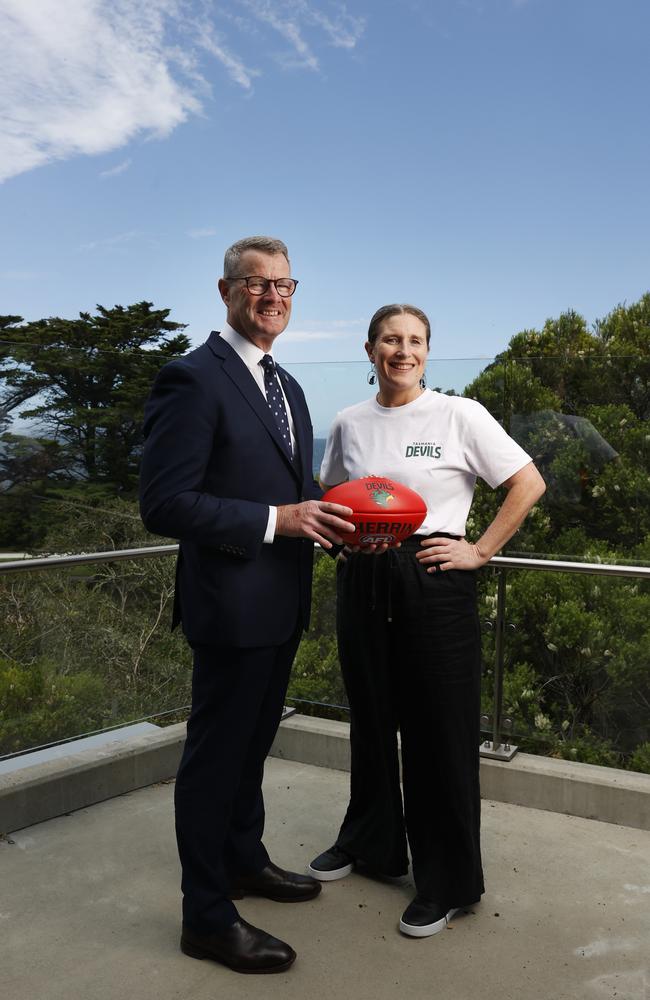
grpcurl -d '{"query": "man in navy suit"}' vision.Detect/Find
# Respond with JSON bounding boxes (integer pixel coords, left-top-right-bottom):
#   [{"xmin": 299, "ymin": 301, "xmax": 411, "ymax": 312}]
[{"xmin": 140, "ymin": 236, "xmax": 353, "ymax": 974}]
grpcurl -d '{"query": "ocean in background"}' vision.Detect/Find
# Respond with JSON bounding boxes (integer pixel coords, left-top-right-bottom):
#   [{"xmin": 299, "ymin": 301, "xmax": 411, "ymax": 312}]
[{"xmin": 312, "ymin": 439, "xmax": 326, "ymax": 477}]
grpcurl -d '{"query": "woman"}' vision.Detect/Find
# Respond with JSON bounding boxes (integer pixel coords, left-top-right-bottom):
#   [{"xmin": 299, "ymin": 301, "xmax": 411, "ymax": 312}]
[{"xmin": 308, "ymin": 304, "xmax": 545, "ymax": 938}]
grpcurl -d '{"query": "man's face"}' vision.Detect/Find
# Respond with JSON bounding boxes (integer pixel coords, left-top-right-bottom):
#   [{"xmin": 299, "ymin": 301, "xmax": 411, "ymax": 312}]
[{"xmin": 218, "ymin": 251, "xmax": 292, "ymax": 350}]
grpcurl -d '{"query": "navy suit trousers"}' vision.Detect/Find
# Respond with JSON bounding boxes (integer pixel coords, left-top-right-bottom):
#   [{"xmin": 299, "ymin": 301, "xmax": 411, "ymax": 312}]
[{"xmin": 175, "ymin": 624, "xmax": 302, "ymax": 933}]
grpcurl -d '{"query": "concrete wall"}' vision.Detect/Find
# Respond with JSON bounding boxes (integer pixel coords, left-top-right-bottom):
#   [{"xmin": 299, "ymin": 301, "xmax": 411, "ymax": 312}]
[{"xmin": 1, "ymin": 714, "xmax": 649, "ymax": 834}]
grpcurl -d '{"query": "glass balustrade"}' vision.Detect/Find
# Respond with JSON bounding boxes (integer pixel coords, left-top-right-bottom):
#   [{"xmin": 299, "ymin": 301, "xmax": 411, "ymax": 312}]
[{"xmin": 0, "ymin": 346, "xmax": 647, "ymax": 773}]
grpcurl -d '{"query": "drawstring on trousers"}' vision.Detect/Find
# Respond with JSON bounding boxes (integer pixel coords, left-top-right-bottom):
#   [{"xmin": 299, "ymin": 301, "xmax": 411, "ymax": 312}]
[
  {"xmin": 369, "ymin": 549, "xmax": 395, "ymax": 621},
  {"xmin": 364, "ymin": 532, "xmax": 461, "ymax": 623}
]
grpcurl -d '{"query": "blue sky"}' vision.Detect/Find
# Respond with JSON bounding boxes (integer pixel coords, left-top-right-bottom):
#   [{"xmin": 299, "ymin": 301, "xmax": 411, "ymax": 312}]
[{"xmin": 1, "ymin": 0, "xmax": 649, "ymax": 431}]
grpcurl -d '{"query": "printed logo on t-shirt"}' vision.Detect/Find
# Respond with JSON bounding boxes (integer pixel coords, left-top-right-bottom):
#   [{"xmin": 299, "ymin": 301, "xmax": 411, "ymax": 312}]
[{"xmin": 405, "ymin": 441, "xmax": 442, "ymax": 459}]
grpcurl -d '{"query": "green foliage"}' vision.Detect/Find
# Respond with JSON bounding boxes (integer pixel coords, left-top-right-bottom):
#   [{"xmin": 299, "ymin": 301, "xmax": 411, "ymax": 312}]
[
  {"xmin": 466, "ymin": 296, "xmax": 650, "ymax": 772},
  {"xmin": 0, "ymin": 294, "xmax": 648, "ymax": 774},
  {"xmin": 0, "ymin": 304, "xmax": 190, "ymax": 549},
  {"xmin": 594, "ymin": 294, "xmax": 650, "ymax": 419},
  {"xmin": 0, "ymin": 659, "xmax": 107, "ymax": 754},
  {"xmin": 0, "ymin": 432, "xmax": 71, "ymax": 548},
  {"xmin": 465, "ymin": 360, "xmax": 561, "ymax": 425},
  {"xmin": 0, "ymin": 499, "xmax": 191, "ymax": 755},
  {"xmin": 289, "ymin": 554, "xmax": 347, "ymax": 713},
  {"xmin": 628, "ymin": 742, "xmax": 650, "ymax": 774}
]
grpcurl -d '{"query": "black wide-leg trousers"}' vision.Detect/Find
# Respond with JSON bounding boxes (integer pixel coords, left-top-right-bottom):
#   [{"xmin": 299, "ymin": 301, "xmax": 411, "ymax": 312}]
[
  {"xmin": 174, "ymin": 625, "xmax": 302, "ymax": 933},
  {"xmin": 335, "ymin": 539, "xmax": 485, "ymax": 907}
]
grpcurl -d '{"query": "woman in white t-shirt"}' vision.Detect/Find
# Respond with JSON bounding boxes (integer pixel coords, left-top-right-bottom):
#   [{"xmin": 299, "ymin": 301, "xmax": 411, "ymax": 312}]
[{"xmin": 307, "ymin": 304, "xmax": 545, "ymax": 938}]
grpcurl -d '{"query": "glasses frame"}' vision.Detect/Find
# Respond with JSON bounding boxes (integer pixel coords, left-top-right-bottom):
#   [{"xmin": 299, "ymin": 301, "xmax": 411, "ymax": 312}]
[{"xmin": 229, "ymin": 275, "xmax": 299, "ymax": 298}]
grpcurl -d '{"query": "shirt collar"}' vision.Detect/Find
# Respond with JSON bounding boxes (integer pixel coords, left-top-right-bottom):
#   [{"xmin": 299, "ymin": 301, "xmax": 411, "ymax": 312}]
[{"xmin": 221, "ymin": 322, "xmax": 272, "ymax": 373}]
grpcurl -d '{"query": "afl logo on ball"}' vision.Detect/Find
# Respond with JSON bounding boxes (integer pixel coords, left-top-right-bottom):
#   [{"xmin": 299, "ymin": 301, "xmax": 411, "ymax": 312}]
[{"xmin": 360, "ymin": 533, "xmax": 396, "ymax": 545}]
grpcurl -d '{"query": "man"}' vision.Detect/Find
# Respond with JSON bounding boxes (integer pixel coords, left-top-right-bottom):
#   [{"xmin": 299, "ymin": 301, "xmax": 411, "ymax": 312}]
[{"xmin": 140, "ymin": 236, "xmax": 354, "ymax": 974}]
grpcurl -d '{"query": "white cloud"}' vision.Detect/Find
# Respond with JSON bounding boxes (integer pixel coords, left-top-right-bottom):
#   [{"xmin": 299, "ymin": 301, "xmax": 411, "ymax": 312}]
[
  {"xmin": 0, "ymin": 0, "xmax": 366, "ymax": 183},
  {"xmin": 236, "ymin": 1, "xmax": 365, "ymax": 71},
  {"xmin": 329, "ymin": 318, "xmax": 365, "ymax": 328},
  {"xmin": 305, "ymin": 5, "xmax": 366, "ymax": 49},
  {"xmin": 99, "ymin": 158, "xmax": 132, "ymax": 179},
  {"xmin": 281, "ymin": 319, "xmax": 364, "ymax": 343},
  {"xmin": 0, "ymin": 0, "xmax": 201, "ymax": 183},
  {"xmin": 79, "ymin": 230, "xmax": 139, "ymax": 252},
  {"xmin": 187, "ymin": 227, "xmax": 218, "ymax": 239},
  {"xmin": 191, "ymin": 7, "xmax": 259, "ymax": 90},
  {"xmin": 0, "ymin": 270, "xmax": 43, "ymax": 280},
  {"xmin": 240, "ymin": 0, "xmax": 319, "ymax": 71}
]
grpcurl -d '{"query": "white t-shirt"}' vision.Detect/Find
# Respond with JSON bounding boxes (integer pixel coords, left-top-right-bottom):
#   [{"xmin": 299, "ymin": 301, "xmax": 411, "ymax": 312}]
[{"xmin": 320, "ymin": 390, "xmax": 532, "ymax": 536}]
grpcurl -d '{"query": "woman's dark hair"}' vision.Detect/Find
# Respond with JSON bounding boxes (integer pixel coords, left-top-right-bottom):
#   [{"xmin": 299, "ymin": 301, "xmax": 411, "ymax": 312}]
[{"xmin": 367, "ymin": 304, "xmax": 431, "ymax": 346}]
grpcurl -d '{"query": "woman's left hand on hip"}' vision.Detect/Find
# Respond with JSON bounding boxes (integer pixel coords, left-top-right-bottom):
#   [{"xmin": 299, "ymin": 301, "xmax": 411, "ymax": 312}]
[{"xmin": 415, "ymin": 536, "xmax": 486, "ymax": 572}]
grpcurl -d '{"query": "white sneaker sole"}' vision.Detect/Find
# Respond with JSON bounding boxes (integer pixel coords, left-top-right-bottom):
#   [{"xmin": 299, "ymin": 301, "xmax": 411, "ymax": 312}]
[
  {"xmin": 306, "ymin": 861, "xmax": 354, "ymax": 882},
  {"xmin": 399, "ymin": 906, "xmax": 459, "ymax": 938}
]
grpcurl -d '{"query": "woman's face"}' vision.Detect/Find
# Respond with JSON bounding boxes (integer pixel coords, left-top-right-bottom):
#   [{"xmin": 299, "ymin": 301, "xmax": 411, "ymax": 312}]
[{"xmin": 366, "ymin": 313, "xmax": 429, "ymax": 400}]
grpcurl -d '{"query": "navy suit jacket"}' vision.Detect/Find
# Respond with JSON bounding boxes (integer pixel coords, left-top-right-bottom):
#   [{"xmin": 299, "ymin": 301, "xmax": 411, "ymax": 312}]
[{"xmin": 139, "ymin": 331, "xmax": 321, "ymax": 648}]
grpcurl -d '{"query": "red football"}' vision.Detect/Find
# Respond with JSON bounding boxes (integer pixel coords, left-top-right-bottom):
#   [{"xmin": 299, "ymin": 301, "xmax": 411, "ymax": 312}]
[{"xmin": 323, "ymin": 476, "xmax": 427, "ymax": 547}]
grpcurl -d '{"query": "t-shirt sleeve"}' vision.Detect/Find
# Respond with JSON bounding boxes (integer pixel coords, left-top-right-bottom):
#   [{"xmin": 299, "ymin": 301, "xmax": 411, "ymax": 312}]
[
  {"xmin": 461, "ymin": 400, "xmax": 532, "ymax": 489},
  {"xmin": 320, "ymin": 415, "xmax": 348, "ymax": 487}
]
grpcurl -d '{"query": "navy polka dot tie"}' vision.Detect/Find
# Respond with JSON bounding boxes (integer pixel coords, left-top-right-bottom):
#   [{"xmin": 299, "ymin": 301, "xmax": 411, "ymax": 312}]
[{"xmin": 261, "ymin": 354, "xmax": 293, "ymax": 459}]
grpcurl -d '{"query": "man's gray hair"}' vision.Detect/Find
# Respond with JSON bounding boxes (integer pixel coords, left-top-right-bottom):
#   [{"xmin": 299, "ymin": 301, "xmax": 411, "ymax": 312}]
[{"xmin": 223, "ymin": 236, "xmax": 290, "ymax": 278}]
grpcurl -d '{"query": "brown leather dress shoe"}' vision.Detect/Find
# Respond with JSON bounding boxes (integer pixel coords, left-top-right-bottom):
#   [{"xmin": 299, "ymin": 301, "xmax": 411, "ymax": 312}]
[
  {"xmin": 229, "ymin": 861, "xmax": 322, "ymax": 902},
  {"xmin": 180, "ymin": 919, "xmax": 296, "ymax": 974}
]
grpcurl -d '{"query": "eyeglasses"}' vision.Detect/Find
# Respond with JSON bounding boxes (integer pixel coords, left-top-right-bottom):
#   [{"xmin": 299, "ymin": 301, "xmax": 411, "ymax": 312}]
[{"xmin": 229, "ymin": 275, "xmax": 299, "ymax": 298}]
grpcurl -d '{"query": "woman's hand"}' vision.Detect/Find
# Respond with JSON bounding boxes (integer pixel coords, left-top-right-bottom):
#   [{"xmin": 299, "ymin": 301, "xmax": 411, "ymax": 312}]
[
  {"xmin": 415, "ymin": 463, "xmax": 545, "ymax": 572},
  {"xmin": 337, "ymin": 540, "xmax": 400, "ymax": 562},
  {"xmin": 415, "ymin": 536, "xmax": 487, "ymax": 572}
]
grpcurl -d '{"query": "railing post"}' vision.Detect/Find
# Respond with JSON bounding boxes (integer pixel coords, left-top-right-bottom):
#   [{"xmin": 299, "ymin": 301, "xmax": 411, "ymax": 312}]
[{"xmin": 481, "ymin": 567, "xmax": 518, "ymax": 761}]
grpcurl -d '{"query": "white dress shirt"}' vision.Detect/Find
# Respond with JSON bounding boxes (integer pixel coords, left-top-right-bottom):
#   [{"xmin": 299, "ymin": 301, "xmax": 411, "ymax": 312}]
[{"xmin": 220, "ymin": 323, "xmax": 297, "ymax": 542}]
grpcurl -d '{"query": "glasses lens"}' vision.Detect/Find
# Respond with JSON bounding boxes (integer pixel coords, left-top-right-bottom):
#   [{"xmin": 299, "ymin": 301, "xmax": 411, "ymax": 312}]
[{"xmin": 239, "ymin": 277, "xmax": 296, "ymax": 296}]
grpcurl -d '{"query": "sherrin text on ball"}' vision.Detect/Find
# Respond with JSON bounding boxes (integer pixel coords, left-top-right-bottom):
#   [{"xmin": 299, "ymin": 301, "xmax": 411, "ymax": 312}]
[{"xmin": 322, "ymin": 477, "xmax": 426, "ymax": 547}]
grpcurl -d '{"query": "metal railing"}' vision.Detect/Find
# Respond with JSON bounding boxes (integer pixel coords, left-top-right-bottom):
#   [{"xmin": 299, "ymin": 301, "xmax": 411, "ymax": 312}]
[
  {"xmin": 482, "ymin": 556, "xmax": 650, "ymax": 760},
  {"xmin": 0, "ymin": 544, "xmax": 178, "ymax": 572},
  {"xmin": 2, "ymin": 545, "xmax": 649, "ymax": 762}
]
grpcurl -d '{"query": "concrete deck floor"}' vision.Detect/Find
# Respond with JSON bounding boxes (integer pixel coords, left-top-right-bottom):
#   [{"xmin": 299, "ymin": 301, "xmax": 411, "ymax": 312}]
[{"xmin": 1, "ymin": 757, "xmax": 649, "ymax": 1000}]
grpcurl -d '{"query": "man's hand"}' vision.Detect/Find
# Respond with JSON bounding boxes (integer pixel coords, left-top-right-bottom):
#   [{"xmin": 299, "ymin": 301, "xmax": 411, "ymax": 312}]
[
  {"xmin": 415, "ymin": 536, "xmax": 487, "ymax": 572},
  {"xmin": 276, "ymin": 500, "xmax": 356, "ymax": 549},
  {"xmin": 341, "ymin": 540, "xmax": 397, "ymax": 560}
]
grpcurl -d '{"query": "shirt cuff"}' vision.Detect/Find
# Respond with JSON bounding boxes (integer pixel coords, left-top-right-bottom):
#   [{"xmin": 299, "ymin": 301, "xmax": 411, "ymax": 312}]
[{"xmin": 264, "ymin": 505, "xmax": 277, "ymax": 544}]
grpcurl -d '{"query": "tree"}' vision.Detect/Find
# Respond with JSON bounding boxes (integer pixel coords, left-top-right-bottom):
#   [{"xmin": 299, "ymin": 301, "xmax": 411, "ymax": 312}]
[
  {"xmin": 0, "ymin": 433, "xmax": 69, "ymax": 548},
  {"xmin": 0, "ymin": 303, "xmax": 190, "ymax": 549},
  {"xmin": 465, "ymin": 298, "xmax": 650, "ymax": 549},
  {"xmin": 466, "ymin": 295, "xmax": 650, "ymax": 770},
  {"xmin": 0, "ymin": 316, "xmax": 26, "ymax": 433},
  {"xmin": 480, "ymin": 531, "xmax": 650, "ymax": 769},
  {"xmin": 0, "ymin": 303, "xmax": 190, "ymax": 493},
  {"xmin": 594, "ymin": 294, "xmax": 650, "ymax": 420},
  {"xmin": 0, "ymin": 498, "xmax": 191, "ymax": 756}
]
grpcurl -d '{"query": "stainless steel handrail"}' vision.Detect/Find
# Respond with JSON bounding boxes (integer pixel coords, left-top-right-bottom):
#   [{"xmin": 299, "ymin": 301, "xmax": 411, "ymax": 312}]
[
  {"xmin": 491, "ymin": 554, "xmax": 650, "ymax": 579},
  {"xmin": 1, "ymin": 545, "xmax": 649, "ymax": 578},
  {"xmin": 0, "ymin": 544, "xmax": 178, "ymax": 572}
]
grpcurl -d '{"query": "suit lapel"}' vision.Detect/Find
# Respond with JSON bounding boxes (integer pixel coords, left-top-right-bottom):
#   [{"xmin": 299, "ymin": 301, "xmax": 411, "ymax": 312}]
[{"xmin": 207, "ymin": 332, "xmax": 301, "ymax": 479}]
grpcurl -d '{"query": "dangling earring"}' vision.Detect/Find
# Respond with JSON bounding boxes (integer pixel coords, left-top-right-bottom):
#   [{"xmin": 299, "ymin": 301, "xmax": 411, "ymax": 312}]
[
  {"xmin": 419, "ymin": 373, "xmax": 427, "ymax": 389},
  {"xmin": 367, "ymin": 363, "xmax": 376, "ymax": 385}
]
